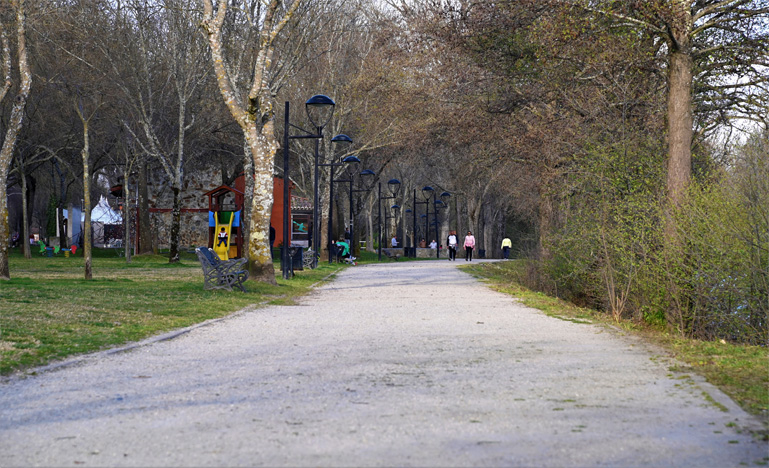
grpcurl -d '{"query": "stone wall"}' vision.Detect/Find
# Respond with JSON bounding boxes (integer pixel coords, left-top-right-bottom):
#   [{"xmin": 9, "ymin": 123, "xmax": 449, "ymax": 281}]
[{"xmin": 148, "ymin": 167, "xmax": 221, "ymax": 250}]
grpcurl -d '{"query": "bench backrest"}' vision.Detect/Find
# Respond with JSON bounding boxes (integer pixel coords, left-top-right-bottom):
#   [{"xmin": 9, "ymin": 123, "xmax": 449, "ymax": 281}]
[{"xmin": 197, "ymin": 247, "xmax": 218, "ymax": 266}]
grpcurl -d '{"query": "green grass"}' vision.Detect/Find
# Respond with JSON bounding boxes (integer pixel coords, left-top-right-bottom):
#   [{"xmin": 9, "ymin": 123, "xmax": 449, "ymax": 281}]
[
  {"xmin": 0, "ymin": 248, "xmax": 344, "ymax": 375},
  {"xmin": 463, "ymin": 260, "xmax": 769, "ymax": 424}
]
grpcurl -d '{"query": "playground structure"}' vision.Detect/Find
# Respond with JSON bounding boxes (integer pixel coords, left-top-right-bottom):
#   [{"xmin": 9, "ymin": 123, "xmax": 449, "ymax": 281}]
[{"xmin": 203, "ymin": 185, "xmax": 244, "ymax": 260}]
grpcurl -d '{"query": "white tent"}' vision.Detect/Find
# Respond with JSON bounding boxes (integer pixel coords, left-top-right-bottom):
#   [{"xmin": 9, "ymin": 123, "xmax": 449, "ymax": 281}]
[{"xmin": 91, "ymin": 195, "xmax": 123, "ymax": 247}]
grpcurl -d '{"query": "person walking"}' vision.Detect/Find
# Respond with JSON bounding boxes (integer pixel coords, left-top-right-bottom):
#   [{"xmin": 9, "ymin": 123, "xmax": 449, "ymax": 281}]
[
  {"xmin": 463, "ymin": 230, "xmax": 475, "ymax": 261},
  {"xmin": 446, "ymin": 230, "xmax": 458, "ymax": 261},
  {"xmin": 501, "ymin": 236, "xmax": 512, "ymax": 259}
]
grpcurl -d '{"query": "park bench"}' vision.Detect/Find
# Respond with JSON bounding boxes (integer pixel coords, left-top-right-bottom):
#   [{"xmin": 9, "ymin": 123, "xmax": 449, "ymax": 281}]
[
  {"xmin": 383, "ymin": 248, "xmax": 401, "ymax": 261},
  {"xmin": 195, "ymin": 247, "xmax": 249, "ymax": 292},
  {"xmin": 330, "ymin": 244, "xmax": 357, "ymax": 265}
]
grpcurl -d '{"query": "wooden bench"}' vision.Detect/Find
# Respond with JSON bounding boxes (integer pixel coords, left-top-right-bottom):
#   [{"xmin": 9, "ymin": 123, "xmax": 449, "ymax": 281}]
[{"xmin": 195, "ymin": 247, "xmax": 249, "ymax": 292}]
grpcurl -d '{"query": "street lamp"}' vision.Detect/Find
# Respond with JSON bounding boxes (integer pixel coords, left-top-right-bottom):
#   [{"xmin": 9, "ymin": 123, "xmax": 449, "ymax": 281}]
[
  {"xmin": 377, "ymin": 179, "xmax": 401, "ymax": 260},
  {"xmin": 332, "ymin": 157, "xmax": 375, "ymax": 259},
  {"xmin": 282, "ymin": 95, "xmax": 335, "ymax": 278},
  {"xmin": 322, "ymin": 134, "xmax": 353, "ymax": 264},
  {"xmin": 384, "ymin": 204, "xmax": 400, "ymax": 248},
  {"xmin": 350, "ymin": 166, "xmax": 376, "ymax": 256},
  {"xmin": 404, "ymin": 208, "xmax": 412, "ymax": 255},
  {"xmin": 422, "ymin": 186, "xmax": 435, "ymax": 256}
]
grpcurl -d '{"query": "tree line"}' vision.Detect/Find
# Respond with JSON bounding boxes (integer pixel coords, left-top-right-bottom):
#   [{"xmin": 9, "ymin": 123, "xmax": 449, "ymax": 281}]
[{"xmin": 0, "ymin": 0, "xmax": 766, "ymax": 343}]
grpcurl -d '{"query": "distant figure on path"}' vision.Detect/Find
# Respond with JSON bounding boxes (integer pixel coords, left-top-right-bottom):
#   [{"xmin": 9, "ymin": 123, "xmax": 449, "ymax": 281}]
[
  {"xmin": 429, "ymin": 239, "xmax": 437, "ymax": 249},
  {"xmin": 501, "ymin": 236, "xmax": 512, "ymax": 259},
  {"xmin": 446, "ymin": 230, "xmax": 458, "ymax": 261},
  {"xmin": 463, "ymin": 231, "xmax": 475, "ymax": 261}
]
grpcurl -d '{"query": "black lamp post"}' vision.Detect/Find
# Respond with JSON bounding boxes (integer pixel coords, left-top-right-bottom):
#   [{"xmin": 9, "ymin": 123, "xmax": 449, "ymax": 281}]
[
  {"xmin": 332, "ymin": 158, "xmax": 375, "ymax": 260},
  {"xmin": 282, "ymin": 95, "xmax": 335, "ymax": 279},
  {"xmin": 354, "ymin": 169, "xmax": 376, "ymax": 256},
  {"xmin": 321, "ymin": 134, "xmax": 353, "ymax": 264},
  {"xmin": 404, "ymin": 208, "xmax": 412, "ymax": 255},
  {"xmin": 421, "ymin": 186, "xmax": 435, "ymax": 256},
  {"xmin": 308, "ymin": 96, "xmax": 336, "ymax": 269},
  {"xmin": 384, "ymin": 204, "xmax": 400, "ymax": 249},
  {"xmin": 377, "ymin": 179, "xmax": 401, "ymax": 260},
  {"xmin": 412, "ymin": 189, "xmax": 427, "ymax": 254}
]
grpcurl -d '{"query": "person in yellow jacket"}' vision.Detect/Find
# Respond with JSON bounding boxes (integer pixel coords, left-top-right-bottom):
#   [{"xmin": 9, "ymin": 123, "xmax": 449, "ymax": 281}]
[{"xmin": 501, "ymin": 236, "xmax": 512, "ymax": 259}]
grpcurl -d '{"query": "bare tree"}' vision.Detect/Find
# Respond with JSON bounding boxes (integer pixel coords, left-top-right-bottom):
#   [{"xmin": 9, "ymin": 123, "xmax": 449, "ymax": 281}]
[
  {"xmin": 200, "ymin": 0, "xmax": 305, "ymax": 284},
  {"xmin": 114, "ymin": 0, "xmax": 211, "ymax": 263},
  {"xmin": 0, "ymin": 0, "xmax": 31, "ymax": 280}
]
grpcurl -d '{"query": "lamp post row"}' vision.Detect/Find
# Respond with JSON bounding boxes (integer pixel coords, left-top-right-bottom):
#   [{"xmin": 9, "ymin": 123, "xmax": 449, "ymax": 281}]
[
  {"xmin": 282, "ymin": 95, "xmax": 453, "ymax": 275},
  {"xmin": 377, "ymin": 179, "xmax": 401, "ymax": 261},
  {"xmin": 283, "ymin": 95, "xmax": 376, "ymax": 277}
]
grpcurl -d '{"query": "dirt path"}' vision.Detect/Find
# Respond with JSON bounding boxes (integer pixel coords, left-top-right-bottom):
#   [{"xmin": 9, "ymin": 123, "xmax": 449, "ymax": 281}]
[{"xmin": 1, "ymin": 260, "xmax": 766, "ymax": 467}]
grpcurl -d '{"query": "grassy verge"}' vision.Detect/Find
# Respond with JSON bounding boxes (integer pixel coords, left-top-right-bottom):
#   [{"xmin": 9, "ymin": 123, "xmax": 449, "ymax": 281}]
[
  {"xmin": 463, "ymin": 260, "xmax": 769, "ymax": 423},
  {"xmin": 0, "ymin": 248, "xmax": 344, "ymax": 375}
]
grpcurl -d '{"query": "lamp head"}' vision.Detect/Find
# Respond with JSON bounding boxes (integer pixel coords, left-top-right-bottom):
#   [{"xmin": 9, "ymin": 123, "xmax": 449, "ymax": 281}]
[
  {"xmin": 421, "ymin": 185, "xmax": 434, "ymax": 201},
  {"xmin": 387, "ymin": 178, "xmax": 401, "ymax": 196},
  {"xmin": 342, "ymin": 155, "xmax": 360, "ymax": 177},
  {"xmin": 358, "ymin": 169, "xmax": 375, "ymax": 188},
  {"xmin": 440, "ymin": 191, "xmax": 451, "ymax": 203},
  {"xmin": 332, "ymin": 134, "xmax": 353, "ymax": 159},
  {"xmin": 331, "ymin": 134, "xmax": 353, "ymax": 145},
  {"xmin": 305, "ymin": 95, "xmax": 335, "ymax": 129}
]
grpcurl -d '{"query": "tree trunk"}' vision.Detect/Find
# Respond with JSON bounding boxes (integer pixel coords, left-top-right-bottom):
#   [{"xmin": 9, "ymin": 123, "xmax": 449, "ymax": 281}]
[
  {"xmin": 537, "ymin": 195, "xmax": 554, "ymax": 262},
  {"xmin": 168, "ymin": 185, "xmax": 181, "ymax": 263},
  {"xmin": 365, "ymin": 195, "xmax": 375, "ymax": 253},
  {"xmin": 137, "ymin": 161, "xmax": 153, "ymax": 254},
  {"xmin": 123, "ymin": 167, "xmax": 132, "ymax": 263},
  {"xmin": 245, "ymin": 124, "xmax": 277, "ymax": 285},
  {"xmin": 666, "ymin": 47, "xmax": 694, "ymax": 220},
  {"xmin": 320, "ymin": 171, "xmax": 331, "ymax": 261},
  {"xmin": 82, "ymin": 120, "xmax": 92, "ymax": 280},
  {"xmin": 21, "ymin": 171, "xmax": 31, "ymax": 258},
  {"xmin": 242, "ymin": 138, "xmax": 253, "ymax": 259},
  {"xmin": 663, "ymin": 4, "xmax": 694, "ymax": 329},
  {"xmin": 0, "ymin": 0, "xmax": 30, "ymax": 280}
]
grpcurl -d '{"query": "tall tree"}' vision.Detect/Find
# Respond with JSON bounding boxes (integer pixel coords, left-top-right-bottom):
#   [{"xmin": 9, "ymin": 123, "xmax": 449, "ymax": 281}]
[
  {"xmin": 574, "ymin": 0, "xmax": 769, "ymax": 210},
  {"xmin": 0, "ymin": 0, "xmax": 30, "ymax": 280},
  {"xmin": 115, "ymin": 0, "xmax": 210, "ymax": 263},
  {"xmin": 201, "ymin": 0, "xmax": 305, "ymax": 284}
]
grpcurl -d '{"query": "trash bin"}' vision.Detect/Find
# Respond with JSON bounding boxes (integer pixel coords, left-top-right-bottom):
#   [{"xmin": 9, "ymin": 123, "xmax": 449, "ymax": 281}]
[
  {"xmin": 280, "ymin": 246, "xmax": 304, "ymax": 272},
  {"xmin": 478, "ymin": 249, "xmax": 486, "ymax": 259}
]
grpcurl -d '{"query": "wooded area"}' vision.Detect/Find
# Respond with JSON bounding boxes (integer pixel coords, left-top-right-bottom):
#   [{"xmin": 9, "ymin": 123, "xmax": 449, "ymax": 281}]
[{"xmin": 0, "ymin": 0, "xmax": 766, "ymax": 344}]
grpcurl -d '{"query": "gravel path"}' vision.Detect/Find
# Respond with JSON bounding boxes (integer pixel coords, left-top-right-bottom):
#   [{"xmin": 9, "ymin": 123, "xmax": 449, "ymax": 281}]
[{"xmin": 1, "ymin": 260, "xmax": 766, "ymax": 467}]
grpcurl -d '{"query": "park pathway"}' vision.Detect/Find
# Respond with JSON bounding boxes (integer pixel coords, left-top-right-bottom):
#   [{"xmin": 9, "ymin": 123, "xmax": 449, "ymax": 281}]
[{"xmin": 1, "ymin": 260, "xmax": 766, "ymax": 467}]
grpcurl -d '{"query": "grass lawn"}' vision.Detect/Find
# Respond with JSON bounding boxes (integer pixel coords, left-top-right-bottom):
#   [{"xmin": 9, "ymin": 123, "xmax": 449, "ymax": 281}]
[
  {"xmin": 1, "ymin": 247, "xmax": 344, "ymax": 375},
  {"xmin": 463, "ymin": 260, "xmax": 769, "ymax": 425}
]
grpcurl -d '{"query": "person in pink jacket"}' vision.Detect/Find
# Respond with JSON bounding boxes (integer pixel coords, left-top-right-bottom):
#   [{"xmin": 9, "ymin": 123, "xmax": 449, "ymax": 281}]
[{"xmin": 463, "ymin": 230, "xmax": 476, "ymax": 261}]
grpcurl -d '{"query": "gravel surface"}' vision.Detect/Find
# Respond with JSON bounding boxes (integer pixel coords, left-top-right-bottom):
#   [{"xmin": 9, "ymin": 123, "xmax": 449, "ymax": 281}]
[{"xmin": 1, "ymin": 259, "xmax": 766, "ymax": 467}]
